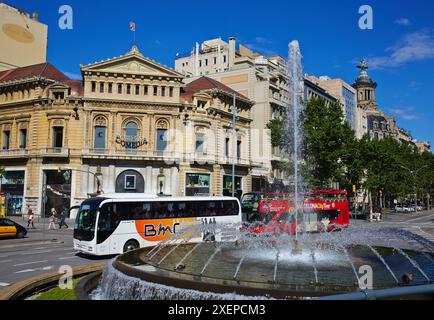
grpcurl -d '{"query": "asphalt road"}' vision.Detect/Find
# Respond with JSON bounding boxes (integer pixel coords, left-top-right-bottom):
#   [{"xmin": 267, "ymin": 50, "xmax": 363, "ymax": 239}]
[
  {"xmin": 0, "ymin": 219, "xmax": 114, "ymax": 289},
  {"xmin": 0, "ymin": 212, "xmax": 433, "ymax": 291}
]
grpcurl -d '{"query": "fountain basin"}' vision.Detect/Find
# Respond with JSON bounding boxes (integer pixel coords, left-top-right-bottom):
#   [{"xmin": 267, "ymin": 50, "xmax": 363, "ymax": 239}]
[{"xmin": 92, "ymin": 238, "xmax": 434, "ymax": 300}]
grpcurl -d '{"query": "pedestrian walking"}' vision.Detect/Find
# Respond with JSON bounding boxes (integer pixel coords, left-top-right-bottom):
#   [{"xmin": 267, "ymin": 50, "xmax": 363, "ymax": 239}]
[
  {"xmin": 48, "ymin": 208, "xmax": 57, "ymax": 230},
  {"xmin": 27, "ymin": 209, "xmax": 35, "ymax": 229},
  {"xmin": 58, "ymin": 208, "xmax": 69, "ymax": 229}
]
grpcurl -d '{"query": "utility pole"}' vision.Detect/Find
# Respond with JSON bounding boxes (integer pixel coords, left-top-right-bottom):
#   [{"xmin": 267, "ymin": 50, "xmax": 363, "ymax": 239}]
[{"xmin": 232, "ymin": 94, "xmax": 237, "ymax": 198}]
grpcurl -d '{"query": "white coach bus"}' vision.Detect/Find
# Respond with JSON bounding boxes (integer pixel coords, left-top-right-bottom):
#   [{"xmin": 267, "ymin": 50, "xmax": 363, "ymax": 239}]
[{"xmin": 73, "ymin": 194, "xmax": 241, "ymax": 256}]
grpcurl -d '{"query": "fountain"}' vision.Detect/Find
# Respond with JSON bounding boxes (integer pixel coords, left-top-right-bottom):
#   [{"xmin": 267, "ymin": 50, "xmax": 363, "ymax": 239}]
[{"xmin": 87, "ymin": 41, "xmax": 434, "ymax": 300}]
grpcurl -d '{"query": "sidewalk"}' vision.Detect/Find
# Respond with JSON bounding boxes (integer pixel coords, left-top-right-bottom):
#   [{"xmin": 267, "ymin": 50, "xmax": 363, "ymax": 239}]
[{"xmin": 6, "ymin": 216, "xmax": 75, "ymax": 232}]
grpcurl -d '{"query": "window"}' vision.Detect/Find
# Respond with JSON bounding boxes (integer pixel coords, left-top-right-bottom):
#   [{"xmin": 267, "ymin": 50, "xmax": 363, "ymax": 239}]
[
  {"xmin": 153, "ymin": 86, "xmax": 158, "ymax": 96},
  {"xmin": 20, "ymin": 129, "xmax": 27, "ymax": 149},
  {"xmin": 161, "ymin": 87, "xmax": 166, "ymax": 97},
  {"xmin": 125, "ymin": 175, "xmax": 136, "ymax": 190},
  {"xmin": 126, "ymin": 84, "xmax": 131, "ymax": 95},
  {"xmin": 223, "ymin": 55, "xmax": 227, "ymax": 63},
  {"xmin": 205, "ymin": 59, "xmax": 208, "ymax": 66},
  {"xmin": 199, "ymin": 60, "xmax": 202, "ymax": 67},
  {"xmin": 100, "ymin": 83, "xmax": 104, "ymax": 93},
  {"xmin": 135, "ymin": 85, "xmax": 140, "ymax": 95},
  {"xmin": 52, "ymin": 127, "xmax": 63, "ymax": 148},
  {"xmin": 169, "ymin": 87, "xmax": 174, "ymax": 97},
  {"xmin": 156, "ymin": 129, "xmax": 168, "ymax": 151},
  {"xmin": 214, "ymin": 57, "xmax": 217, "ymax": 64},
  {"xmin": 144, "ymin": 85, "xmax": 148, "ymax": 95},
  {"xmin": 118, "ymin": 84, "xmax": 122, "ymax": 94},
  {"xmin": 3, "ymin": 130, "xmax": 10, "ymax": 150},
  {"xmin": 94, "ymin": 126, "xmax": 106, "ymax": 149},
  {"xmin": 225, "ymin": 138, "xmax": 230, "ymax": 157},
  {"xmin": 195, "ymin": 133, "xmax": 204, "ymax": 153},
  {"xmin": 108, "ymin": 83, "xmax": 113, "ymax": 94},
  {"xmin": 125, "ymin": 122, "xmax": 138, "ymax": 150},
  {"xmin": 237, "ymin": 140, "xmax": 241, "ymax": 159},
  {"xmin": 91, "ymin": 82, "xmax": 96, "ymax": 92}
]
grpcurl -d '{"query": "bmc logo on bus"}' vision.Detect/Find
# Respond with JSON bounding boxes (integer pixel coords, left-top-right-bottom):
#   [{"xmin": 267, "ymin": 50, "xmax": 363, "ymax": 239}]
[{"xmin": 144, "ymin": 223, "xmax": 180, "ymax": 237}]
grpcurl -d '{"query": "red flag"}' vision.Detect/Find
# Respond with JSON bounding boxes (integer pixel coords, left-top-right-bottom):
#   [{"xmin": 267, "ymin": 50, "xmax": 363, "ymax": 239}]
[{"xmin": 130, "ymin": 22, "xmax": 135, "ymax": 32}]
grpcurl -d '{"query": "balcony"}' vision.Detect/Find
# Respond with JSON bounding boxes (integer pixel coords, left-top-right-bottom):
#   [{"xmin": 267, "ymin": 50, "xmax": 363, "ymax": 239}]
[
  {"xmin": 219, "ymin": 156, "xmax": 251, "ymax": 167},
  {"xmin": 40, "ymin": 148, "xmax": 70, "ymax": 158},
  {"xmin": 0, "ymin": 149, "xmax": 29, "ymax": 159},
  {"xmin": 81, "ymin": 149, "xmax": 180, "ymax": 162}
]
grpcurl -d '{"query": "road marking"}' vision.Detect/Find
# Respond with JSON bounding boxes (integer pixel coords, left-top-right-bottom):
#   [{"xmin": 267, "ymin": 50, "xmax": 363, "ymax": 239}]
[
  {"xmin": 20, "ymin": 250, "xmax": 52, "ymax": 255},
  {"xmin": 0, "ymin": 259, "xmax": 12, "ymax": 263},
  {"xmin": 0, "ymin": 282, "xmax": 10, "ymax": 287},
  {"xmin": 14, "ymin": 265, "xmax": 54, "ymax": 274},
  {"xmin": 14, "ymin": 269, "xmax": 35, "ymax": 274},
  {"xmin": 58, "ymin": 256, "xmax": 77, "ymax": 260},
  {"xmin": 13, "ymin": 260, "xmax": 49, "ymax": 267},
  {"xmin": 41, "ymin": 266, "xmax": 54, "ymax": 271}
]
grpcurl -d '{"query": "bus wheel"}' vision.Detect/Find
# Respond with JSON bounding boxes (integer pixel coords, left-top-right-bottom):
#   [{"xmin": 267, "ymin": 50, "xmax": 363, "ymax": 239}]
[{"xmin": 123, "ymin": 240, "xmax": 139, "ymax": 253}]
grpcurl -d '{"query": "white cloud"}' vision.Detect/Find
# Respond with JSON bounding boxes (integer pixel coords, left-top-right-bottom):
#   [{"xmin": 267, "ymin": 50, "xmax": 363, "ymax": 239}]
[
  {"xmin": 389, "ymin": 107, "xmax": 419, "ymax": 121},
  {"xmin": 366, "ymin": 29, "xmax": 434, "ymax": 70},
  {"xmin": 395, "ymin": 18, "xmax": 412, "ymax": 26}
]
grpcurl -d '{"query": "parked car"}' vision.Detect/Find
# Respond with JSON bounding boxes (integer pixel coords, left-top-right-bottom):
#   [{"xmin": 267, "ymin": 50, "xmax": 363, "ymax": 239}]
[
  {"xmin": 395, "ymin": 205, "xmax": 413, "ymax": 213},
  {"xmin": 0, "ymin": 218, "xmax": 27, "ymax": 239}
]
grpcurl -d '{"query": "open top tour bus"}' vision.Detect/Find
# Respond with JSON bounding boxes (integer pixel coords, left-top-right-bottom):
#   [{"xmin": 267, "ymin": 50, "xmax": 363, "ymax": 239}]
[
  {"xmin": 73, "ymin": 194, "xmax": 242, "ymax": 256},
  {"xmin": 241, "ymin": 190, "xmax": 350, "ymax": 236}
]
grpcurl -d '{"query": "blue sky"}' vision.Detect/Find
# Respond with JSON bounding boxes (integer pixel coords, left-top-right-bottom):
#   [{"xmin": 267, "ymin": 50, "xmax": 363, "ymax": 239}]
[{"xmin": 8, "ymin": 0, "xmax": 434, "ymax": 144}]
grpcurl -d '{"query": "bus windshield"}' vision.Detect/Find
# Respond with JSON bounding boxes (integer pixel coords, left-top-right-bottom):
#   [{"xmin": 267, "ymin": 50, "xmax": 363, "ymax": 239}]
[{"xmin": 74, "ymin": 198, "xmax": 106, "ymax": 241}]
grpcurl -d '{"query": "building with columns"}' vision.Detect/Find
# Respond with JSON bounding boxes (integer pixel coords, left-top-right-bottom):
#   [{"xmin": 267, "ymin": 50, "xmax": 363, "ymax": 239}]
[{"xmin": 0, "ymin": 45, "xmax": 254, "ymax": 218}]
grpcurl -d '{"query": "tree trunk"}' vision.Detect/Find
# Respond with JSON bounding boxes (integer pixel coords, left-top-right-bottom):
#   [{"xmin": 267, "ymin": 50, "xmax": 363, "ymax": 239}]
[{"xmin": 368, "ymin": 190, "xmax": 374, "ymax": 221}]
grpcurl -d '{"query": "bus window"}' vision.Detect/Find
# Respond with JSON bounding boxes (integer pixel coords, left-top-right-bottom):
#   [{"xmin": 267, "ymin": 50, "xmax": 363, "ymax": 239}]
[{"xmin": 97, "ymin": 203, "xmax": 118, "ymax": 244}]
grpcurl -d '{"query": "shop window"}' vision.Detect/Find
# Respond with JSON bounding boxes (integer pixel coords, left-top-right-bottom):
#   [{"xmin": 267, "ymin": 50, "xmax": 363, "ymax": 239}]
[{"xmin": 185, "ymin": 174, "xmax": 210, "ymax": 196}]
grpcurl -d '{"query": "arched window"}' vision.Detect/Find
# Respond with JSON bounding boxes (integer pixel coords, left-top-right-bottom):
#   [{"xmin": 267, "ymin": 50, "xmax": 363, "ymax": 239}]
[
  {"xmin": 94, "ymin": 116, "xmax": 107, "ymax": 149},
  {"xmin": 156, "ymin": 119, "xmax": 169, "ymax": 152},
  {"xmin": 125, "ymin": 122, "xmax": 138, "ymax": 149}
]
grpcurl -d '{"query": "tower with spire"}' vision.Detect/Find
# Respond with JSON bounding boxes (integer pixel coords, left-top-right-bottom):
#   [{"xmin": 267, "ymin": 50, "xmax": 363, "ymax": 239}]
[{"xmin": 352, "ymin": 58, "xmax": 378, "ymax": 111}]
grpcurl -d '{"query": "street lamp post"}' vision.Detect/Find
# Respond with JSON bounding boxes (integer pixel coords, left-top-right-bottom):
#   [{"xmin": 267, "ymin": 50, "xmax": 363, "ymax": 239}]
[{"xmin": 399, "ymin": 164, "xmax": 429, "ymax": 213}]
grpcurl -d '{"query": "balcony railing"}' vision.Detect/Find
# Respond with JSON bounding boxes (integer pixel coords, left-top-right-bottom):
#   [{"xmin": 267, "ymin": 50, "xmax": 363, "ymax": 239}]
[
  {"xmin": 40, "ymin": 148, "xmax": 70, "ymax": 157},
  {"xmin": 0, "ymin": 149, "xmax": 29, "ymax": 158},
  {"xmin": 82, "ymin": 149, "xmax": 181, "ymax": 161}
]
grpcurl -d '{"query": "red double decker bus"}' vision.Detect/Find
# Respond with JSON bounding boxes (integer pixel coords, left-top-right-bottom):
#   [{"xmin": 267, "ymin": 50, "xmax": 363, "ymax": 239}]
[{"xmin": 241, "ymin": 190, "xmax": 350, "ymax": 236}]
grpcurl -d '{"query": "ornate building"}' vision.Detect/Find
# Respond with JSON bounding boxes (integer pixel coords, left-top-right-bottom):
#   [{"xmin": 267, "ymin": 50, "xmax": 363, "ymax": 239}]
[
  {"xmin": 0, "ymin": 45, "xmax": 254, "ymax": 218},
  {"xmin": 352, "ymin": 59, "xmax": 395, "ymax": 141}
]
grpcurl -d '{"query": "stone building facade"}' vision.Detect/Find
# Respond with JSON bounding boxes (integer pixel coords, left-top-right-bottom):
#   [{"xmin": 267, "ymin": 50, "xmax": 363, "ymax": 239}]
[
  {"xmin": 175, "ymin": 37, "xmax": 290, "ymax": 191},
  {"xmin": 0, "ymin": 46, "xmax": 254, "ymax": 218}
]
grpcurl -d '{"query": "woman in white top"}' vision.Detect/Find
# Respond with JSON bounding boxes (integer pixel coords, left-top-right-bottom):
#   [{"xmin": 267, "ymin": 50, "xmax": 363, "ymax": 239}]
[{"xmin": 48, "ymin": 208, "xmax": 57, "ymax": 230}]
